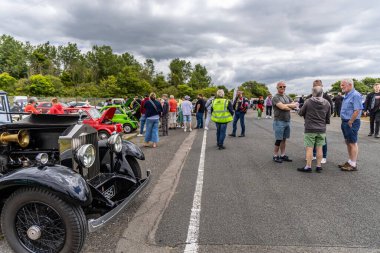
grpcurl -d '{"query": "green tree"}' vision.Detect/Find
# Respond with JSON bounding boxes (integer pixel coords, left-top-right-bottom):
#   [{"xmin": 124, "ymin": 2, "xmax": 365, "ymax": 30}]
[
  {"xmin": 177, "ymin": 84, "xmax": 194, "ymax": 98},
  {"xmin": 188, "ymin": 64, "xmax": 212, "ymax": 89},
  {"xmin": 0, "ymin": 72, "xmax": 17, "ymax": 94},
  {"xmin": 152, "ymin": 73, "xmax": 169, "ymax": 90},
  {"xmin": 241, "ymin": 80, "xmax": 270, "ymax": 97},
  {"xmin": 0, "ymin": 35, "xmax": 29, "ymax": 78},
  {"xmin": 86, "ymin": 45, "xmax": 118, "ymax": 83},
  {"xmin": 118, "ymin": 65, "xmax": 151, "ymax": 96},
  {"xmin": 27, "ymin": 74, "xmax": 55, "ymax": 96},
  {"xmin": 168, "ymin": 58, "xmax": 192, "ymax": 87},
  {"xmin": 98, "ymin": 75, "xmax": 122, "ymax": 97}
]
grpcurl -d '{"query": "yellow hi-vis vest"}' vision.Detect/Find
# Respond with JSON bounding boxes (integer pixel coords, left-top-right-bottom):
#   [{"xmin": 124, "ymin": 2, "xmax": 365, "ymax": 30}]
[{"xmin": 211, "ymin": 98, "xmax": 233, "ymax": 123}]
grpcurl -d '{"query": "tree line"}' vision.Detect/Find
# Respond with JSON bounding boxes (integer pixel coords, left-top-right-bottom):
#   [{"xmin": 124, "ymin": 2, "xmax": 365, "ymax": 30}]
[{"xmin": 0, "ymin": 34, "xmax": 272, "ymax": 99}]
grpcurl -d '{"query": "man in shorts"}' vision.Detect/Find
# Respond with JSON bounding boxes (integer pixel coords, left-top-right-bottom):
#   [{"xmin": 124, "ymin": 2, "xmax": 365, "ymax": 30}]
[
  {"xmin": 338, "ymin": 79, "xmax": 363, "ymax": 171},
  {"xmin": 272, "ymin": 81, "xmax": 299, "ymax": 163},
  {"xmin": 297, "ymin": 86, "xmax": 331, "ymax": 172}
]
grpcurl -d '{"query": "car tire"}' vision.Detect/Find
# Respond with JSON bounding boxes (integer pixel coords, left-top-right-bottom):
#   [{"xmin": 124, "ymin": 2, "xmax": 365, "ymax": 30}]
[
  {"xmin": 126, "ymin": 156, "xmax": 142, "ymax": 179},
  {"xmin": 98, "ymin": 130, "xmax": 110, "ymax": 140},
  {"xmin": 123, "ymin": 123, "xmax": 133, "ymax": 134},
  {"xmin": 1, "ymin": 187, "xmax": 87, "ymax": 253}
]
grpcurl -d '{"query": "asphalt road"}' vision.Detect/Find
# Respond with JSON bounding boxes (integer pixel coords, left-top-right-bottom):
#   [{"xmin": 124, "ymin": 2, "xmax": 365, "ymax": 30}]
[{"xmin": 1, "ymin": 111, "xmax": 379, "ymax": 253}]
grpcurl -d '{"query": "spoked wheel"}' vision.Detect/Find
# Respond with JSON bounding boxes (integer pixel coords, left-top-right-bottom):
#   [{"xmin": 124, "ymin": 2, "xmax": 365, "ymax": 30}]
[
  {"xmin": 1, "ymin": 187, "xmax": 87, "ymax": 253},
  {"xmin": 98, "ymin": 130, "xmax": 110, "ymax": 140},
  {"xmin": 123, "ymin": 124, "xmax": 132, "ymax": 134}
]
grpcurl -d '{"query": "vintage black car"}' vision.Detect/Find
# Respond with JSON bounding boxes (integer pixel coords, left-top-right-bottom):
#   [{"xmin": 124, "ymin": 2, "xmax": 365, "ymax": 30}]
[{"xmin": 0, "ymin": 93, "xmax": 150, "ymax": 253}]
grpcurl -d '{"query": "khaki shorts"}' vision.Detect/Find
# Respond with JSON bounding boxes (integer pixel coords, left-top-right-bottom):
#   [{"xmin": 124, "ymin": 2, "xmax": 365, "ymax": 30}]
[{"xmin": 304, "ymin": 133, "xmax": 326, "ymax": 147}]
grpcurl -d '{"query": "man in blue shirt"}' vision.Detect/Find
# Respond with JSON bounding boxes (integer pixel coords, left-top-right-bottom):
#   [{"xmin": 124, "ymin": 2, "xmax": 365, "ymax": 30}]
[{"xmin": 338, "ymin": 79, "xmax": 363, "ymax": 171}]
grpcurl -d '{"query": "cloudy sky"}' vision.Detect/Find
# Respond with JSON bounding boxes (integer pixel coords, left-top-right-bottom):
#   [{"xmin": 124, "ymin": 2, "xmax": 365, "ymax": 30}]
[{"xmin": 1, "ymin": 0, "xmax": 380, "ymax": 94}]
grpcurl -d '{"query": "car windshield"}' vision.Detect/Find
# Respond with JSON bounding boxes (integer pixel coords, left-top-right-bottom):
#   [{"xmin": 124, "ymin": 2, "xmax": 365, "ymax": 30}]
[{"xmin": 87, "ymin": 108, "xmax": 101, "ymax": 119}]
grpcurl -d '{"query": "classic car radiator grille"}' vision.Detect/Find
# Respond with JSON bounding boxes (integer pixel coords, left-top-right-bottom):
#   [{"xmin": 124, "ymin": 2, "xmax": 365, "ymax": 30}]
[{"xmin": 72, "ymin": 132, "xmax": 100, "ymax": 179}]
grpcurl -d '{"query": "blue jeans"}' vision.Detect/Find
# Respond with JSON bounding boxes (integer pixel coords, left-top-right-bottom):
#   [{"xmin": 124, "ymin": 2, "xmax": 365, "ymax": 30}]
[
  {"xmin": 216, "ymin": 123, "xmax": 227, "ymax": 146},
  {"xmin": 313, "ymin": 137, "xmax": 327, "ymax": 158},
  {"xmin": 144, "ymin": 118, "xmax": 159, "ymax": 143},
  {"xmin": 196, "ymin": 112, "xmax": 204, "ymax": 128},
  {"xmin": 232, "ymin": 111, "xmax": 245, "ymax": 135},
  {"xmin": 139, "ymin": 114, "xmax": 146, "ymax": 134}
]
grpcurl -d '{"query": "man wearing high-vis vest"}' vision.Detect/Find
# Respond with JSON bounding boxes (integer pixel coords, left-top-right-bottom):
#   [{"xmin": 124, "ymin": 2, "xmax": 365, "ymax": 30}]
[{"xmin": 211, "ymin": 89, "xmax": 234, "ymax": 150}]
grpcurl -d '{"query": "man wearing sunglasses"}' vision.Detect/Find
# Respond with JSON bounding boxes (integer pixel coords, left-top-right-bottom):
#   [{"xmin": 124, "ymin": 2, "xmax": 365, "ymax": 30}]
[{"xmin": 272, "ymin": 81, "xmax": 299, "ymax": 163}]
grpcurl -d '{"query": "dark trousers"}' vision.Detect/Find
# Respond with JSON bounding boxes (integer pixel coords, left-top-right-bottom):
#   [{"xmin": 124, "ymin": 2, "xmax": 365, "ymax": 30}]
[
  {"xmin": 266, "ymin": 106, "xmax": 272, "ymax": 116},
  {"xmin": 313, "ymin": 137, "xmax": 327, "ymax": 158},
  {"xmin": 196, "ymin": 112, "xmax": 204, "ymax": 128},
  {"xmin": 161, "ymin": 115, "xmax": 169, "ymax": 136},
  {"xmin": 232, "ymin": 111, "xmax": 245, "ymax": 135},
  {"xmin": 216, "ymin": 123, "xmax": 227, "ymax": 146},
  {"xmin": 334, "ymin": 104, "xmax": 341, "ymax": 117},
  {"xmin": 369, "ymin": 113, "xmax": 375, "ymax": 134}
]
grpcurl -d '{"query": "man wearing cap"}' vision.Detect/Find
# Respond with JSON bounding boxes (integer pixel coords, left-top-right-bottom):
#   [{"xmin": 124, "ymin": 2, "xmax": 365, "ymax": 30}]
[
  {"xmin": 182, "ymin": 95, "xmax": 193, "ymax": 132},
  {"xmin": 24, "ymin": 97, "xmax": 40, "ymax": 114}
]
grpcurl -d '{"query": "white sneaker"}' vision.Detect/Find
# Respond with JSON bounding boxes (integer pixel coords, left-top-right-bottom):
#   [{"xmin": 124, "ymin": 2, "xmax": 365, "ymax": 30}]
[
  {"xmin": 321, "ymin": 158, "xmax": 327, "ymax": 164},
  {"xmin": 189, "ymin": 128, "xmax": 192, "ymax": 132},
  {"xmin": 205, "ymin": 127, "xmax": 209, "ymax": 130},
  {"xmin": 137, "ymin": 134, "xmax": 143, "ymax": 137},
  {"xmin": 269, "ymin": 116, "xmax": 272, "ymax": 119},
  {"xmin": 184, "ymin": 128, "xmax": 187, "ymax": 132},
  {"xmin": 312, "ymin": 157, "xmax": 316, "ymax": 160}
]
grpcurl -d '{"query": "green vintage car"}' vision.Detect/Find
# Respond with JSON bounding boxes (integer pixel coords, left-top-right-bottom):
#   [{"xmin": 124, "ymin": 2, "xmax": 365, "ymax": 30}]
[{"xmin": 100, "ymin": 105, "xmax": 139, "ymax": 133}]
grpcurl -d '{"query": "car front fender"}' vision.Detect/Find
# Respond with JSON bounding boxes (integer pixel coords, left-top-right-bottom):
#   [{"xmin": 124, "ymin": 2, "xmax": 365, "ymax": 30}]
[
  {"xmin": 122, "ymin": 140, "xmax": 145, "ymax": 160},
  {"xmin": 0, "ymin": 165, "xmax": 92, "ymax": 206}
]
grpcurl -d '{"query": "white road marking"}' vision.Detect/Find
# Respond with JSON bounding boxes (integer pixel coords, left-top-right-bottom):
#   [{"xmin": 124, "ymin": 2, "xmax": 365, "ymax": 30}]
[{"xmin": 184, "ymin": 130, "xmax": 207, "ymax": 253}]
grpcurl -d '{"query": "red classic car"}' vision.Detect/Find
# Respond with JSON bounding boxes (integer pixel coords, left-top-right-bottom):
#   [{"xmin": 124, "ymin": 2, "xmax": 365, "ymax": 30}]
[{"xmin": 64, "ymin": 107, "xmax": 123, "ymax": 139}]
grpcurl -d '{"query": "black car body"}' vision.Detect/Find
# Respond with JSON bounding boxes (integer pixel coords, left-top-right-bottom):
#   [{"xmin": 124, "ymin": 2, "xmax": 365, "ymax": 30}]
[{"xmin": 0, "ymin": 92, "xmax": 150, "ymax": 253}]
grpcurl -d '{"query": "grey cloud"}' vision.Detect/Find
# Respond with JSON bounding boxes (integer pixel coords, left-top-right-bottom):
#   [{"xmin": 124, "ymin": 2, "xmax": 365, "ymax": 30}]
[{"xmin": 1, "ymin": 0, "xmax": 380, "ymax": 94}]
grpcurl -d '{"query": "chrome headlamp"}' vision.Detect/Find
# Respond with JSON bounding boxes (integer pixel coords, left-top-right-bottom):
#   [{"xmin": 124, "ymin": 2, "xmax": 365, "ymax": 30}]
[
  {"xmin": 108, "ymin": 134, "xmax": 122, "ymax": 153},
  {"xmin": 75, "ymin": 144, "xmax": 96, "ymax": 168},
  {"xmin": 36, "ymin": 153, "xmax": 49, "ymax": 165}
]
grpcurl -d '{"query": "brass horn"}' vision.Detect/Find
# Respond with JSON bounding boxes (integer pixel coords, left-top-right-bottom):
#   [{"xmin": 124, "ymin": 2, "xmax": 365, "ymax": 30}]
[{"xmin": 0, "ymin": 130, "xmax": 30, "ymax": 148}]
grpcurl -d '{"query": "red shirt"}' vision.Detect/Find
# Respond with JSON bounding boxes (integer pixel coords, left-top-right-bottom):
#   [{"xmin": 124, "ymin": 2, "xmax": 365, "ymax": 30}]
[
  {"xmin": 140, "ymin": 97, "xmax": 149, "ymax": 115},
  {"xmin": 168, "ymin": 98, "xmax": 177, "ymax": 112},
  {"xmin": 24, "ymin": 104, "xmax": 40, "ymax": 114},
  {"xmin": 48, "ymin": 103, "xmax": 64, "ymax": 114}
]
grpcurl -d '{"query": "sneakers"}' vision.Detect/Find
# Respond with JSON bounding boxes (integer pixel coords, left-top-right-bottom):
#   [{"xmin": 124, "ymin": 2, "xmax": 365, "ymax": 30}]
[
  {"xmin": 315, "ymin": 166, "xmax": 323, "ymax": 173},
  {"xmin": 368, "ymin": 132, "xmax": 374, "ymax": 136},
  {"xmin": 184, "ymin": 128, "xmax": 187, "ymax": 132},
  {"xmin": 238, "ymin": 134, "xmax": 245, "ymax": 137},
  {"xmin": 338, "ymin": 161, "xmax": 350, "ymax": 168},
  {"xmin": 218, "ymin": 145, "xmax": 226, "ymax": 150},
  {"xmin": 312, "ymin": 156, "xmax": 316, "ymax": 160},
  {"xmin": 189, "ymin": 128, "xmax": 192, "ymax": 132},
  {"xmin": 137, "ymin": 133, "xmax": 143, "ymax": 137},
  {"xmin": 280, "ymin": 155, "xmax": 292, "ymax": 162},
  {"xmin": 321, "ymin": 158, "xmax": 327, "ymax": 164},
  {"xmin": 340, "ymin": 163, "xmax": 358, "ymax": 171},
  {"xmin": 375, "ymin": 134, "xmax": 380, "ymax": 138},
  {"xmin": 273, "ymin": 156, "xmax": 282, "ymax": 163},
  {"xmin": 205, "ymin": 127, "xmax": 209, "ymax": 130},
  {"xmin": 297, "ymin": 167, "xmax": 312, "ymax": 173},
  {"xmin": 229, "ymin": 134, "xmax": 236, "ymax": 137}
]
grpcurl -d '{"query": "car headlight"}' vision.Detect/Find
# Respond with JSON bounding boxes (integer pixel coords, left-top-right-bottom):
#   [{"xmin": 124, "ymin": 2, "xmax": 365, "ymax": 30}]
[
  {"xmin": 75, "ymin": 144, "xmax": 96, "ymax": 168},
  {"xmin": 108, "ymin": 134, "xmax": 122, "ymax": 153},
  {"xmin": 36, "ymin": 153, "xmax": 49, "ymax": 165}
]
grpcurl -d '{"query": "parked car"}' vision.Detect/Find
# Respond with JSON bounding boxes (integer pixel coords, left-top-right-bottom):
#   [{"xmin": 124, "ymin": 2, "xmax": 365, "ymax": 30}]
[
  {"xmin": 68, "ymin": 101, "xmax": 93, "ymax": 108},
  {"xmin": 64, "ymin": 107, "xmax": 123, "ymax": 139},
  {"xmin": 100, "ymin": 105, "xmax": 139, "ymax": 133},
  {"xmin": 0, "ymin": 94, "xmax": 150, "ymax": 253},
  {"xmin": 37, "ymin": 102, "xmax": 69, "ymax": 113}
]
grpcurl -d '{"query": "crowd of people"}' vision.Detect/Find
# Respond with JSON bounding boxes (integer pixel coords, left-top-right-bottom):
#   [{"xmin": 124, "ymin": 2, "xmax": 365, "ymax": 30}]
[{"xmin": 21, "ymin": 79, "xmax": 378, "ymax": 169}]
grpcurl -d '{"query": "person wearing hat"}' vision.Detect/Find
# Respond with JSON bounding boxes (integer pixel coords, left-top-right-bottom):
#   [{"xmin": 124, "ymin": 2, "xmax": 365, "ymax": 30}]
[
  {"xmin": 182, "ymin": 95, "xmax": 193, "ymax": 132},
  {"xmin": 24, "ymin": 97, "xmax": 40, "ymax": 114}
]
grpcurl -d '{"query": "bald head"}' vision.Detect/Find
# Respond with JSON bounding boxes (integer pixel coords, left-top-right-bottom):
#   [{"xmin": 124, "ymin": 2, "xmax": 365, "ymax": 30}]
[{"xmin": 313, "ymin": 79, "xmax": 322, "ymax": 87}]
